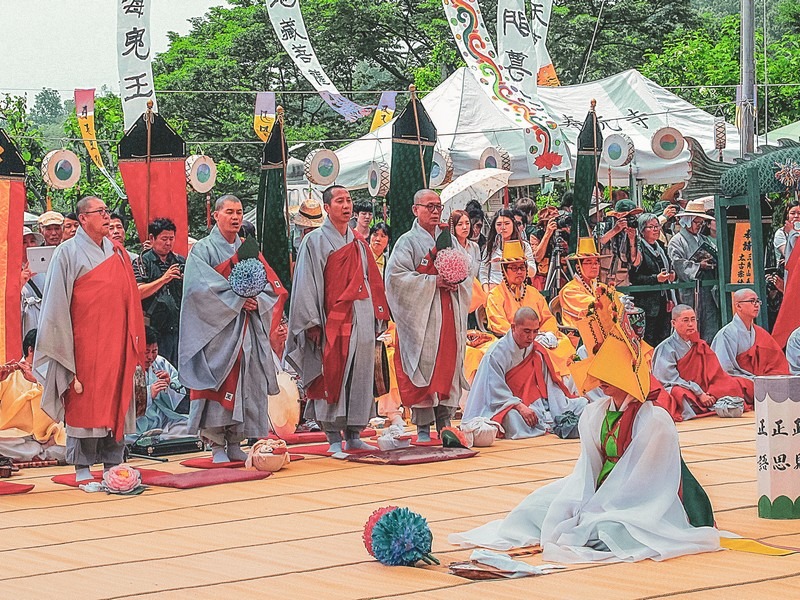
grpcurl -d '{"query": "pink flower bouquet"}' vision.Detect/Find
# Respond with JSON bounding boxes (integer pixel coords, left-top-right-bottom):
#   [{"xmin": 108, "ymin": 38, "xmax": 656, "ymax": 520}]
[
  {"xmin": 103, "ymin": 464, "xmax": 144, "ymax": 494},
  {"xmin": 434, "ymin": 248, "xmax": 470, "ymax": 284}
]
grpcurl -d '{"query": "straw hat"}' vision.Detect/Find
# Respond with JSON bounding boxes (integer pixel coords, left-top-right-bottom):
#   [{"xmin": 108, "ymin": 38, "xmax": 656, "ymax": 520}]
[
  {"xmin": 292, "ymin": 198, "xmax": 324, "ymax": 228},
  {"xmin": 23, "ymin": 226, "xmax": 44, "ymax": 246},
  {"xmin": 536, "ymin": 205, "xmax": 559, "ymax": 222},
  {"xmin": 676, "ymin": 198, "xmax": 714, "ymax": 220},
  {"xmin": 567, "ymin": 237, "xmax": 606, "ymax": 261},
  {"xmin": 500, "ymin": 240, "xmax": 526, "ymax": 264}
]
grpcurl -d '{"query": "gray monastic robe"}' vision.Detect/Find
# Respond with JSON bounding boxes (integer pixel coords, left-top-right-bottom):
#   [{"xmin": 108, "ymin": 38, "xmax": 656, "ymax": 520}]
[
  {"xmin": 786, "ymin": 327, "xmax": 800, "ymax": 375},
  {"xmin": 463, "ymin": 331, "xmax": 587, "ymax": 439},
  {"xmin": 651, "ymin": 332, "xmax": 705, "ymax": 420},
  {"xmin": 385, "ymin": 220, "xmax": 471, "ymax": 407},
  {"xmin": 668, "ymin": 228, "xmax": 720, "ymax": 343},
  {"xmin": 34, "ymin": 228, "xmax": 136, "ymax": 438},
  {"xmin": 285, "ymin": 219, "xmax": 379, "ymax": 428},
  {"xmin": 179, "ymin": 226, "xmax": 280, "ymax": 439},
  {"xmin": 710, "ymin": 314, "xmax": 757, "ymax": 379}
]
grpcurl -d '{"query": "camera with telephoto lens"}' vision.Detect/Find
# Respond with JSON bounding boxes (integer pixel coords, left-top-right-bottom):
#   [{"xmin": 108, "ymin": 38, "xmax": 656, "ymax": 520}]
[{"xmin": 625, "ymin": 215, "xmax": 638, "ymax": 227}]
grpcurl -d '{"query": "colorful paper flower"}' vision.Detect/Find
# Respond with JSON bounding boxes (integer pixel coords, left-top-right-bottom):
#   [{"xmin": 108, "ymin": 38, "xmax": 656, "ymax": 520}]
[
  {"xmin": 229, "ymin": 258, "xmax": 268, "ymax": 298},
  {"xmin": 102, "ymin": 464, "xmax": 143, "ymax": 494},
  {"xmin": 533, "ymin": 151, "xmax": 563, "ymax": 171},
  {"xmin": 363, "ymin": 506, "xmax": 439, "ymax": 566},
  {"xmin": 434, "ymin": 248, "xmax": 471, "ymax": 284}
]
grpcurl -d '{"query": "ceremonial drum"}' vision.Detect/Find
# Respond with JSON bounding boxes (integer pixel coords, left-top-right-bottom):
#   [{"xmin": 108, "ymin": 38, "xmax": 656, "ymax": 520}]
[
  {"xmin": 479, "ymin": 146, "xmax": 511, "ymax": 171},
  {"xmin": 267, "ymin": 371, "xmax": 301, "ymax": 440},
  {"xmin": 185, "ymin": 154, "xmax": 217, "ymax": 193},
  {"xmin": 651, "ymin": 127, "xmax": 685, "ymax": 160},
  {"xmin": 41, "ymin": 149, "xmax": 81, "ymax": 189},
  {"xmin": 429, "ymin": 149, "xmax": 454, "ymax": 188},
  {"xmin": 603, "ymin": 134, "xmax": 635, "ymax": 167},
  {"xmin": 368, "ymin": 161, "xmax": 390, "ymax": 198},
  {"xmin": 754, "ymin": 375, "xmax": 800, "ymax": 519},
  {"xmin": 304, "ymin": 149, "xmax": 339, "ymax": 186}
]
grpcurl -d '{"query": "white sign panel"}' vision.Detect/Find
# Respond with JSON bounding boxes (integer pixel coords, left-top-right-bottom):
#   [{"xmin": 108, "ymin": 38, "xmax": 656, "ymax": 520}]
[{"xmin": 117, "ymin": 0, "xmax": 158, "ymax": 130}]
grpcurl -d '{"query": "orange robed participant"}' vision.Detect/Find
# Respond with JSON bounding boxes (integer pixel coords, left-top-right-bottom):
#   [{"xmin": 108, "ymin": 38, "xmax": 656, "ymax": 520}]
[
  {"xmin": 559, "ymin": 238, "xmax": 617, "ymax": 329},
  {"xmin": 34, "ymin": 196, "xmax": 145, "ymax": 482}
]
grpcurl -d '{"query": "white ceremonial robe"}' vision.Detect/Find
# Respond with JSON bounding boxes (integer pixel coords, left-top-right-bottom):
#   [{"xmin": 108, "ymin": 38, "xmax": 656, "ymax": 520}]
[{"xmin": 449, "ymin": 398, "xmax": 721, "ymax": 563}]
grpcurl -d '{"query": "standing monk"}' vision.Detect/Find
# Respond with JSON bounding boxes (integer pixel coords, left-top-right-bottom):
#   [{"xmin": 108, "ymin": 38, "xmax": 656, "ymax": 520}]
[
  {"xmin": 34, "ymin": 196, "xmax": 145, "ymax": 482},
  {"xmin": 385, "ymin": 189, "xmax": 471, "ymax": 442},
  {"xmin": 180, "ymin": 195, "xmax": 287, "ymax": 463},
  {"xmin": 287, "ymin": 185, "xmax": 389, "ymax": 454}
]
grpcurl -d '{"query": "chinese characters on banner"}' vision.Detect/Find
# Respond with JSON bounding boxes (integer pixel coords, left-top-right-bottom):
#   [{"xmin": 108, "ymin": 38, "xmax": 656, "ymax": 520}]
[
  {"xmin": 369, "ymin": 91, "xmax": 397, "ymax": 132},
  {"xmin": 266, "ymin": 0, "xmax": 372, "ymax": 123},
  {"xmin": 254, "ymin": 92, "xmax": 276, "ymax": 141},
  {"xmin": 730, "ymin": 222, "xmax": 754, "ymax": 284},
  {"xmin": 74, "ymin": 89, "xmax": 105, "ymax": 169},
  {"xmin": 755, "ymin": 376, "xmax": 800, "ymax": 518},
  {"xmin": 117, "ymin": 0, "xmax": 158, "ymax": 130},
  {"xmin": 497, "ymin": 0, "xmax": 538, "ymax": 99},
  {"xmin": 530, "ymin": 0, "xmax": 560, "ymax": 86}
]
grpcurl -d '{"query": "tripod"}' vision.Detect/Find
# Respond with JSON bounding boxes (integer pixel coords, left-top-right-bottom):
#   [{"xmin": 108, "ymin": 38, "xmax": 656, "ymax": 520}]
[{"xmin": 544, "ymin": 237, "xmax": 570, "ymax": 297}]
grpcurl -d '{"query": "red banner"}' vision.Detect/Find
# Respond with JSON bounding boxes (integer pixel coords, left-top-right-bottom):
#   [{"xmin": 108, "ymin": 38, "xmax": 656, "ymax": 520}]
[{"xmin": 0, "ymin": 178, "xmax": 25, "ymax": 362}]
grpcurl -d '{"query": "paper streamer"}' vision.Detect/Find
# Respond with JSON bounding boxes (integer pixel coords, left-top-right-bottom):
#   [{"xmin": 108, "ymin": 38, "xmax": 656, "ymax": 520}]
[
  {"xmin": 74, "ymin": 89, "xmax": 127, "ymax": 198},
  {"xmin": 117, "ymin": 0, "xmax": 158, "ymax": 131},
  {"xmin": 497, "ymin": 0, "xmax": 538, "ymax": 99},
  {"xmin": 370, "ymin": 91, "xmax": 397, "ymax": 132},
  {"xmin": 531, "ymin": 0, "xmax": 560, "ymax": 85},
  {"xmin": 254, "ymin": 92, "xmax": 276, "ymax": 142}
]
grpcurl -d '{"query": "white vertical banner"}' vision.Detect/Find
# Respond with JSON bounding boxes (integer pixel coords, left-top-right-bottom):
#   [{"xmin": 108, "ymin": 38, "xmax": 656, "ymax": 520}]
[
  {"xmin": 117, "ymin": 0, "xmax": 158, "ymax": 130},
  {"xmin": 497, "ymin": 0, "xmax": 538, "ymax": 99},
  {"xmin": 266, "ymin": 0, "xmax": 372, "ymax": 122},
  {"xmin": 530, "ymin": 0, "xmax": 560, "ymax": 85}
]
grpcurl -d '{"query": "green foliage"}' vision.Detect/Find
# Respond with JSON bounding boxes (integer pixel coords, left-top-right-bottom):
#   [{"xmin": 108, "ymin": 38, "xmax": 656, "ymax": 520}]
[{"xmin": 29, "ymin": 88, "xmax": 66, "ymax": 127}]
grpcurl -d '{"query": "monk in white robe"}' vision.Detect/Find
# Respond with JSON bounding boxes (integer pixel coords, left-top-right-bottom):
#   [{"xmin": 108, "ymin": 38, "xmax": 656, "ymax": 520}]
[
  {"xmin": 463, "ymin": 308, "xmax": 587, "ymax": 439},
  {"xmin": 385, "ymin": 190, "xmax": 471, "ymax": 441},
  {"xmin": 286, "ymin": 186, "xmax": 388, "ymax": 453},
  {"xmin": 34, "ymin": 197, "xmax": 144, "ymax": 481},
  {"xmin": 180, "ymin": 196, "xmax": 287, "ymax": 463}
]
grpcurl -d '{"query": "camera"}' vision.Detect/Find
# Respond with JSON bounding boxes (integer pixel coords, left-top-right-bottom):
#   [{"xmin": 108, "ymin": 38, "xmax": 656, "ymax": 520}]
[
  {"xmin": 625, "ymin": 215, "xmax": 638, "ymax": 227},
  {"xmin": 555, "ymin": 213, "xmax": 572, "ymax": 230}
]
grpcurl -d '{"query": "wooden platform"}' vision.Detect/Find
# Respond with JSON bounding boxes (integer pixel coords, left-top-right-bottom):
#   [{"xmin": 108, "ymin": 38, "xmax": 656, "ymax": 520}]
[{"xmin": 2, "ymin": 413, "xmax": 799, "ymax": 599}]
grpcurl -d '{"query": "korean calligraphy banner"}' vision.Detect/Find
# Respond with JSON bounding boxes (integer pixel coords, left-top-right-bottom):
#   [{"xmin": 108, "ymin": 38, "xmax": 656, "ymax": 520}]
[
  {"xmin": 266, "ymin": 0, "xmax": 372, "ymax": 122},
  {"xmin": 730, "ymin": 222, "xmax": 753, "ymax": 284},
  {"xmin": 530, "ymin": 0, "xmax": 560, "ymax": 86},
  {"xmin": 497, "ymin": 0, "xmax": 538, "ymax": 99},
  {"xmin": 117, "ymin": 0, "xmax": 158, "ymax": 131},
  {"xmin": 254, "ymin": 92, "xmax": 276, "ymax": 141},
  {"xmin": 0, "ymin": 129, "xmax": 26, "ymax": 363},
  {"xmin": 370, "ymin": 91, "xmax": 397, "ymax": 132},
  {"xmin": 75, "ymin": 89, "xmax": 127, "ymax": 198},
  {"xmin": 442, "ymin": 0, "xmax": 568, "ymax": 177}
]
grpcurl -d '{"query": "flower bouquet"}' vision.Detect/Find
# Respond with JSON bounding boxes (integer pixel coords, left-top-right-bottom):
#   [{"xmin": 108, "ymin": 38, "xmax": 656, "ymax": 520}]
[
  {"xmin": 434, "ymin": 229, "xmax": 470, "ymax": 284},
  {"xmin": 229, "ymin": 236, "xmax": 267, "ymax": 298}
]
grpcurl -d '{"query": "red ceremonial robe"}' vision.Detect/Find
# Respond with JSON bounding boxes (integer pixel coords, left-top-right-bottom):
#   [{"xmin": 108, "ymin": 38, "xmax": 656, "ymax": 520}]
[
  {"xmin": 307, "ymin": 236, "xmax": 389, "ymax": 403},
  {"xmin": 63, "ymin": 244, "xmax": 145, "ymax": 440},
  {"xmin": 394, "ymin": 247, "xmax": 458, "ymax": 406},
  {"xmin": 493, "ymin": 342, "xmax": 575, "ymax": 429},
  {"xmin": 732, "ymin": 326, "xmax": 790, "ymax": 399},
  {"xmin": 189, "ymin": 252, "xmax": 287, "ymax": 411},
  {"xmin": 772, "ymin": 241, "xmax": 800, "ymax": 348}
]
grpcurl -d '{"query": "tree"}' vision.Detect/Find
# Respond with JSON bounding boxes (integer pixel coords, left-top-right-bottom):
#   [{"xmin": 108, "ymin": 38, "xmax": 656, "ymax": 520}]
[{"xmin": 29, "ymin": 88, "xmax": 66, "ymax": 127}]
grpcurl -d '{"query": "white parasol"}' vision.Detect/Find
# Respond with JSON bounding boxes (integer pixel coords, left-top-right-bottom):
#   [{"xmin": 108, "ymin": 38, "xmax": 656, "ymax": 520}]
[{"xmin": 440, "ymin": 168, "xmax": 512, "ymax": 219}]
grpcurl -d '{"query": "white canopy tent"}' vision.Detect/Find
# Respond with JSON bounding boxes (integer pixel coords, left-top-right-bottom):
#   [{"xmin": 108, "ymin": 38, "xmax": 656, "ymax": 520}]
[{"xmin": 335, "ymin": 68, "xmax": 742, "ymax": 189}]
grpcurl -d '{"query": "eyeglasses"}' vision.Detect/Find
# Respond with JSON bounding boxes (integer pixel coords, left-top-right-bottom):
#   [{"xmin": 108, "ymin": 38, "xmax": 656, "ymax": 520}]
[
  {"xmin": 643, "ymin": 225, "xmax": 660, "ymax": 230},
  {"xmin": 81, "ymin": 208, "xmax": 110, "ymax": 217},
  {"xmin": 504, "ymin": 264, "xmax": 527, "ymax": 272},
  {"xmin": 737, "ymin": 299, "xmax": 762, "ymax": 305},
  {"xmin": 415, "ymin": 203, "xmax": 443, "ymax": 212}
]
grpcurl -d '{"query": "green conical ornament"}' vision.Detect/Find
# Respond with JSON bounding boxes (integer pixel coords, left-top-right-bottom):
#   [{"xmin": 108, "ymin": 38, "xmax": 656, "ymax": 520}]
[{"xmin": 237, "ymin": 235, "xmax": 261, "ymax": 260}]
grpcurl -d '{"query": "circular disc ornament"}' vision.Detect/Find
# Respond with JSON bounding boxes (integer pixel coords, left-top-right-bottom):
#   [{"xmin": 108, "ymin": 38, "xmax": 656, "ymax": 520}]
[
  {"xmin": 185, "ymin": 155, "xmax": 217, "ymax": 193},
  {"xmin": 429, "ymin": 149, "xmax": 454, "ymax": 188},
  {"xmin": 304, "ymin": 149, "xmax": 339, "ymax": 186},
  {"xmin": 479, "ymin": 146, "xmax": 511, "ymax": 171},
  {"xmin": 602, "ymin": 133, "xmax": 635, "ymax": 167},
  {"xmin": 41, "ymin": 149, "xmax": 81, "ymax": 190},
  {"xmin": 367, "ymin": 161, "xmax": 390, "ymax": 198},
  {"xmin": 651, "ymin": 127, "xmax": 685, "ymax": 160}
]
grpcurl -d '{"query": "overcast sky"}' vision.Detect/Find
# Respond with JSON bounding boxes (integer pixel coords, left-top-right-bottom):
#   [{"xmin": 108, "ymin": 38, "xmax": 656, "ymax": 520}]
[{"xmin": 0, "ymin": 1, "xmax": 227, "ymax": 98}]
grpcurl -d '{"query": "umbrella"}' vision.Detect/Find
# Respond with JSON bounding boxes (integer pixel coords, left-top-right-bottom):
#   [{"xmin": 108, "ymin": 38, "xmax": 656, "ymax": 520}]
[{"xmin": 440, "ymin": 168, "xmax": 512, "ymax": 218}]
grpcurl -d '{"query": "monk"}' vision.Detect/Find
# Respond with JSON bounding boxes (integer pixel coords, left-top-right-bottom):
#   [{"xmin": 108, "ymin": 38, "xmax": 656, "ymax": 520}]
[
  {"xmin": 385, "ymin": 189, "xmax": 471, "ymax": 442},
  {"xmin": 180, "ymin": 195, "xmax": 287, "ymax": 463},
  {"xmin": 34, "ymin": 196, "xmax": 145, "ymax": 482},
  {"xmin": 486, "ymin": 239, "xmax": 575, "ymax": 376},
  {"xmin": 559, "ymin": 238, "xmax": 611, "ymax": 329},
  {"xmin": 785, "ymin": 326, "xmax": 800, "ymax": 375},
  {"xmin": 652, "ymin": 305, "xmax": 751, "ymax": 421},
  {"xmin": 710, "ymin": 288, "xmax": 789, "ymax": 396},
  {"xmin": 286, "ymin": 185, "xmax": 389, "ymax": 454},
  {"xmin": 463, "ymin": 307, "xmax": 586, "ymax": 439}
]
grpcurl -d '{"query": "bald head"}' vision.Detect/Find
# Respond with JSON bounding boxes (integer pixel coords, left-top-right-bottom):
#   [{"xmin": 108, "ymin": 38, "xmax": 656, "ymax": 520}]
[
  {"xmin": 514, "ymin": 307, "xmax": 539, "ymax": 324},
  {"xmin": 671, "ymin": 304, "xmax": 697, "ymax": 340},
  {"xmin": 733, "ymin": 288, "xmax": 756, "ymax": 302},
  {"xmin": 510, "ymin": 307, "xmax": 540, "ymax": 348},
  {"xmin": 733, "ymin": 287, "xmax": 760, "ymax": 325},
  {"xmin": 215, "ymin": 194, "xmax": 241, "ymax": 211},
  {"xmin": 671, "ymin": 304, "xmax": 694, "ymax": 320}
]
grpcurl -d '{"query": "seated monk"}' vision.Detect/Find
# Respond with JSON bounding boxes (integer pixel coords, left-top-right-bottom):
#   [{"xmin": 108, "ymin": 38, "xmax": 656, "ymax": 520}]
[
  {"xmin": 485, "ymin": 240, "xmax": 575, "ymax": 376},
  {"xmin": 462, "ymin": 307, "xmax": 587, "ymax": 439},
  {"xmin": 710, "ymin": 288, "xmax": 789, "ymax": 398},
  {"xmin": 785, "ymin": 326, "xmax": 800, "ymax": 375},
  {"xmin": 652, "ymin": 305, "xmax": 750, "ymax": 421},
  {"xmin": 0, "ymin": 329, "xmax": 66, "ymax": 462},
  {"xmin": 559, "ymin": 238, "xmax": 617, "ymax": 329}
]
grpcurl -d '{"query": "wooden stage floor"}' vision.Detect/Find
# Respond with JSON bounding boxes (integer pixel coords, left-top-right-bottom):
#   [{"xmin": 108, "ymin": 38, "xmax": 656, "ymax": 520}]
[{"xmin": 2, "ymin": 413, "xmax": 799, "ymax": 599}]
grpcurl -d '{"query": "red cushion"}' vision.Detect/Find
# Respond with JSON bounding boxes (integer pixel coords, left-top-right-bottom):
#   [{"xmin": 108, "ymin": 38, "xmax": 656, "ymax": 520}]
[
  {"xmin": 146, "ymin": 469, "xmax": 271, "ymax": 489},
  {"xmin": 0, "ymin": 481, "xmax": 35, "ymax": 495}
]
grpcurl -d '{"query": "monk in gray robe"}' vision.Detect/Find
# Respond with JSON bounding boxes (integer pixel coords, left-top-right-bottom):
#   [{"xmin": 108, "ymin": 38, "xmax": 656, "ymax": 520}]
[
  {"xmin": 667, "ymin": 200, "xmax": 719, "ymax": 343},
  {"xmin": 180, "ymin": 195, "xmax": 287, "ymax": 463},
  {"xmin": 286, "ymin": 185, "xmax": 388, "ymax": 454},
  {"xmin": 786, "ymin": 327, "xmax": 800, "ymax": 374},
  {"xmin": 34, "ymin": 196, "xmax": 145, "ymax": 482},
  {"xmin": 385, "ymin": 189, "xmax": 471, "ymax": 442},
  {"xmin": 462, "ymin": 307, "xmax": 586, "ymax": 439}
]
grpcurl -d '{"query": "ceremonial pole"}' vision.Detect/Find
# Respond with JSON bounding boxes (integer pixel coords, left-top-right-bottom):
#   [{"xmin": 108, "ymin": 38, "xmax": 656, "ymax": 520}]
[
  {"xmin": 739, "ymin": 0, "xmax": 755, "ymax": 155},
  {"xmin": 591, "ymin": 99, "xmax": 600, "ymax": 235},
  {"xmin": 145, "ymin": 99, "xmax": 154, "ymax": 231},
  {"xmin": 409, "ymin": 84, "xmax": 428, "ymax": 185},
  {"xmin": 276, "ymin": 106, "xmax": 294, "ymax": 277}
]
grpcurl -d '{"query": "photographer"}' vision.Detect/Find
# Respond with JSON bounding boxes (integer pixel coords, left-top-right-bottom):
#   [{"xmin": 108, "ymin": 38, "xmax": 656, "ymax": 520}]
[
  {"xmin": 134, "ymin": 218, "xmax": 186, "ymax": 366},
  {"xmin": 530, "ymin": 206, "xmax": 570, "ymax": 291},
  {"xmin": 597, "ymin": 199, "xmax": 641, "ymax": 286}
]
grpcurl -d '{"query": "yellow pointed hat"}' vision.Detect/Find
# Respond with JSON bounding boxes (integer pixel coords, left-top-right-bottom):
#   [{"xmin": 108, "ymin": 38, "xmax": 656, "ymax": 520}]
[
  {"xmin": 500, "ymin": 239, "xmax": 526, "ymax": 263},
  {"xmin": 567, "ymin": 237, "xmax": 602, "ymax": 261}
]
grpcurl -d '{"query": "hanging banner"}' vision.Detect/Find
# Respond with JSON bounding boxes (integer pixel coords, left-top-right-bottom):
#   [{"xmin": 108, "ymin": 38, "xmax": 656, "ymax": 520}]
[
  {"xmin": 117, "ymin": 0, "xmax": 158, "ymax": 131},
  {"xmin": 497, "ymin": 0, "xmax": 538, "ymax": 99},
  {"xmin": 442, "ymin": 0, "xmax": 568, "ymax": 176},
  {"xmin": 74, "ymin": 89, "xmax": 105, "ymax": 169},
  {"xmin": 530, "ymin": 0, "xmax": 560, "ymax": 86},
  {"xmin": 266, "ymin": 0, "xmax": 372, "ymax": 122},
  {"xmin": 370, "ymin": 91, "xmax": 397, "ymax": 132},
  {"xmin": 730, "ymin": 222, "xmax": 754, "ymax": 284},
  {"xmin": 254, "ymin": 92, "xmax": 276, "ymax": 141}
]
